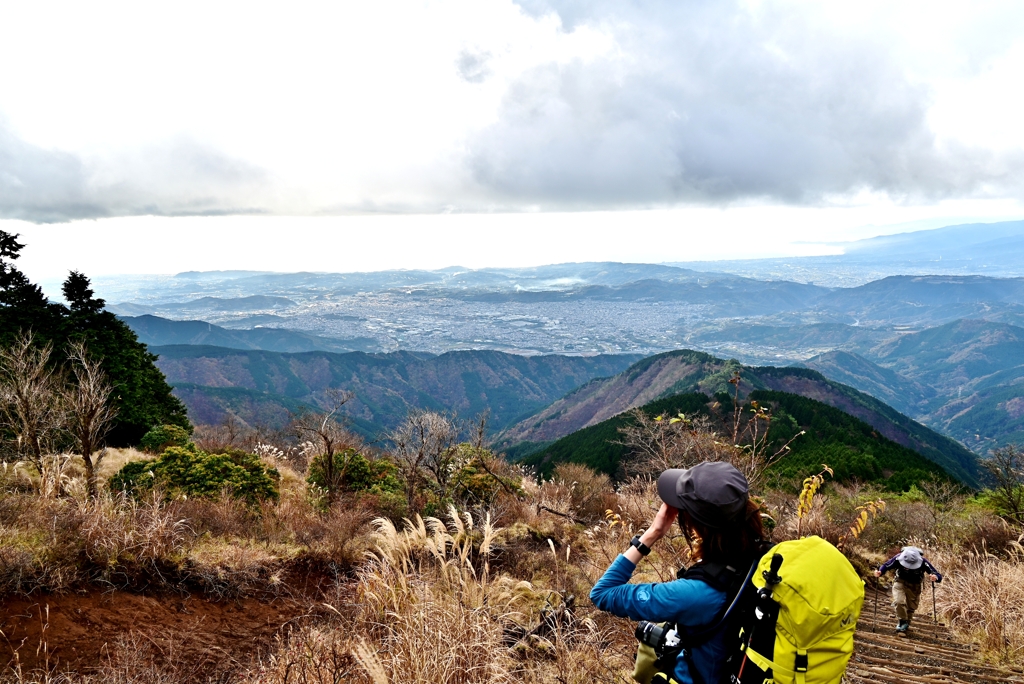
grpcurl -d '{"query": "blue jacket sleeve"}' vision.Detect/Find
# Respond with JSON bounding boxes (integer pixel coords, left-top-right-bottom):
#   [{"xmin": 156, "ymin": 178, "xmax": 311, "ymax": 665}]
[
  {"xmin": 923, "ymin": 558, "xmax": 943, "ymax": 583},
  {"xmin": 878, "ymin": 554, "xmax": 901, "ymax": 575},
  {"xmin": 590, "ymin": 554, "xmax": 726, "ymax": 626}
]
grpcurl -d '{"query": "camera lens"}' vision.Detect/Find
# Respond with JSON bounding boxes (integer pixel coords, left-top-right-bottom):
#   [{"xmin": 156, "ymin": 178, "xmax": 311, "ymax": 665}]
[{"xmin": 635, "ymin": 621, "xmax": 667, "ymax": 648}]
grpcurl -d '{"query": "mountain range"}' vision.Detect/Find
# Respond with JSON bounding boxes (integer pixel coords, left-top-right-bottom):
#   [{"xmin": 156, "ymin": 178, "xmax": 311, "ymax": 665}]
[
  {"xmin": 799, "ymin": 318, "xmax": 1024, "ymax": 452},
  {"xmin": 151, "ymin": 345, "xmax": 641, "ymax": 437},
  {"xmin": 519, "ymin": 389, "xmax": 957, "ymax": 491},
  {"xmin": 153, "ymin": 343, "xmax": 980, "ymax": 487},
  {"xmin": 495, "ymin": 349, "xmax": 980, "ymax": 486},
  {"xmin": 124, "ymin": 315, "xmax": 377, "ymax": 353},
  {"xmin": 96, "ymin": 219, "xmax": 1024, "ymax": 456},
  {"xmin": 671, "ymin": 219, "xmax": 1024, "ymax": 286}
]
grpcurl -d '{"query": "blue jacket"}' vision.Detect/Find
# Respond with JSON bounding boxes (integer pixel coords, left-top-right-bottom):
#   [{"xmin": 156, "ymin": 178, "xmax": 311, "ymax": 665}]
[
  {"xmin": 877, "ymin": 554, "xmax": 943, "ymax": 584},
  {"xmin": 590, "ymin": 555, "xmax": 728, "ymax": 684}
]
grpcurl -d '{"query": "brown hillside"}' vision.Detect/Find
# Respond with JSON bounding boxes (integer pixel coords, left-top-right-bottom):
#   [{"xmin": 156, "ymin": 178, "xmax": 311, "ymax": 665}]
[{"xmin": 496, "ymin": 350, "xmax": 736, "ymax": 444}]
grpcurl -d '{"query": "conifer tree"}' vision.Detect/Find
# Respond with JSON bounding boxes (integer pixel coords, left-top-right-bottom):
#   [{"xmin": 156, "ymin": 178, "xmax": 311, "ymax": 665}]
[{"xmin": 0, "ymin": 230, "xmax": 190, "ymax": 446}]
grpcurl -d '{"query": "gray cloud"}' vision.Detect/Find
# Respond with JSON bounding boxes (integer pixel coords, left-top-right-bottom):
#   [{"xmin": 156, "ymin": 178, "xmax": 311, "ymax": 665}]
[
  {"xmin": 0, "ymin": 121, "xmax": 104, "ymax": 222},
  {"xmin": 457, "ymin": 49, "xmax": 493, "ymax": 84},
  {"xmin": 4, "ymin": 1, "xmax": 1023, "ymax": 222},
  {"xmin": 0, "ymin": 119, "xmax": 269, "ymax": 223},
  {"xmin": 467, "ymin": 0, "xmax": 1024, "ymax": 207}
]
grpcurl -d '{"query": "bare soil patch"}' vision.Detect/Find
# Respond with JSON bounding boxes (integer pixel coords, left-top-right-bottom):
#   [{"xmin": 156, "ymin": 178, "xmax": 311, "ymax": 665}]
[{"xmin": 1, "ymin": 590, "xmax": 312, "ymax": 676}]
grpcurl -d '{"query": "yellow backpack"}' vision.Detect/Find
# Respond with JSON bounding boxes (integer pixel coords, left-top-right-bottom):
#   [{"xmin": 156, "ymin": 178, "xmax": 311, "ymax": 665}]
[
  {"xmin": 732, "ymin": 536, "xmax": 863, "ymax": 684},
  {"xmin": 632, "ymin": 536, "xmax": 863, "ymax": 684}
]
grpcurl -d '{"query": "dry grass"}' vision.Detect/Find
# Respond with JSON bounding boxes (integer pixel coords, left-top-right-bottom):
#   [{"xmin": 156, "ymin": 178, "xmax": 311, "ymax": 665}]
[
  {"xmin": 930, "ymin": 539, "xmax": 1024, "ymax": 665},
  {"xmin": 93, "ymin": 448, "xmax": 151, "ymax": 483},
  {"xmin": 7, "ymin": 448, "xmax": 1024, "ymax": 681},
  {"xmin": 0, "ymin": 483, "xmax": 372, "ymax": 597},
  {"xmin": 0, "ymin": 491, "xmax": 193, "ymax": 593},
  {"xmin": 237, "ymin": 507, "xmax": 637, "ymax": 684}
]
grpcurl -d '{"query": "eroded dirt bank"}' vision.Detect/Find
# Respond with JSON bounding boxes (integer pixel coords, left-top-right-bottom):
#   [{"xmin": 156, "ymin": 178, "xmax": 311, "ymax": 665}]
[{"xmin": 1, "ymin": 590, "xmax": 315, "ymax": 676}]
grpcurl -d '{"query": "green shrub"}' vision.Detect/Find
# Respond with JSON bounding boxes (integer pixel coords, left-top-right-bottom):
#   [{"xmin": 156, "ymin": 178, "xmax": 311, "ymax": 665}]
[
  {"xmin": 307, "ymin": 448, "xmax": 402, "ymax": 496},
  {"xmin": 110, "ymin": 444, "xmax": 279, "ymax": 504},
  {"xmin": 139, "ymin": 424, "xmax": 191, "ymax": 453},
  {"xmin": 452, "ymin": 455, "xmax": 524, "ymax": 506}
]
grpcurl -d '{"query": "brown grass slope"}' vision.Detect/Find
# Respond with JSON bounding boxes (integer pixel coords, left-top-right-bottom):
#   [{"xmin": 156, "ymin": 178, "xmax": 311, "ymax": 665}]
[{"xmin": 495, "ymin": 350, "xmax": 736, "ymax": 445}]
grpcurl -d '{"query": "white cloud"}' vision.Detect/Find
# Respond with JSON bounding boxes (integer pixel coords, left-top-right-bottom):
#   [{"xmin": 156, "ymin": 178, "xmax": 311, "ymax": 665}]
[
  {"xmin": 470, "ymin": 1, "xmax": 1024, "ymax": 206},
  {"xmin": 0, "ymin": 0, "xmax": 1022, "ymax": 223}
]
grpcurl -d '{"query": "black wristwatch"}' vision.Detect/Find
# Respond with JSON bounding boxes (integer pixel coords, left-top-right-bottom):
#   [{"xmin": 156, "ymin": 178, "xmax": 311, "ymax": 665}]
[{"xmin": 630, "ymin": 535, "xmax": 652, "ymax": 556}]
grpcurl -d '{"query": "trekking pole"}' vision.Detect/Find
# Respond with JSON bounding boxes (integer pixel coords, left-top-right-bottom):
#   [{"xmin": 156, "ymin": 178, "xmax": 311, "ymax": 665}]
[
  {"xmin": 872, "ymin": 577, "xmax": 879, "ymax": 633},
  {"xmin": 932, "ymin": 579, "xmax": 937, "ymax": 625}
]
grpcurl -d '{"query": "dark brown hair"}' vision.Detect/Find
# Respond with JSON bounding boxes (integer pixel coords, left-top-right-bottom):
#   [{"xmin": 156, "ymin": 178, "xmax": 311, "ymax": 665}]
[{"xmin": 680, "ymin": 498, "xmax": 765, "ymax": 564}]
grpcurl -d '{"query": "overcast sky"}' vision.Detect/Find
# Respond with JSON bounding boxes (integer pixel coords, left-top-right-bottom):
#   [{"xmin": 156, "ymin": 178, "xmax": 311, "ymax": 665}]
[{"xmin": 3, "ymin": 0, "xmax": 1024, "ymax": 278}]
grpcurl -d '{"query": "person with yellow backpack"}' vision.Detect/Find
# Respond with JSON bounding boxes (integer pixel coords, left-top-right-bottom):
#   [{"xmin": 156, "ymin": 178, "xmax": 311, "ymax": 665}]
[{"xmin": 590, "ymin": 461, "xmax": 864, "ymax": 684}]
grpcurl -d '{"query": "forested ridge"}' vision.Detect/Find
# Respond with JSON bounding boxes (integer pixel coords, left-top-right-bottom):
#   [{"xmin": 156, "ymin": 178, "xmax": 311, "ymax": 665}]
[{"xmin": 520, "ymin": 389, "xmax": 955, "ymax": 490}]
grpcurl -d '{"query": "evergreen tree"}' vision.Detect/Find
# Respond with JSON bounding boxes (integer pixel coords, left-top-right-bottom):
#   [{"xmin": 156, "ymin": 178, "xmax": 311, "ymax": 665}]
[
  {"xmin": 0, "ymin": 230, "xmax": 190, "ymax": 446},
  {"xmin": 0, "ymin": 233, "xmax": 63, "ymax": 341},
  {"xmin": 62, "ymin": 270, "xmax": 106, "ymax": 315}
]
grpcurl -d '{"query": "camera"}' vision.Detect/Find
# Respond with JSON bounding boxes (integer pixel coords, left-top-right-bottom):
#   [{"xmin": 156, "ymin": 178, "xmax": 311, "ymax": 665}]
[{"xmin": 635, "ymin": 621, "xmax": 681, "ymax": 652}]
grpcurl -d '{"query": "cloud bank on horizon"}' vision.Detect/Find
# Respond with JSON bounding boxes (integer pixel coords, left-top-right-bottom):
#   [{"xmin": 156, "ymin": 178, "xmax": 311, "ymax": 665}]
[{"xmin": 2, "ymin": 0, "xmax": 1024, "ymax": 223}]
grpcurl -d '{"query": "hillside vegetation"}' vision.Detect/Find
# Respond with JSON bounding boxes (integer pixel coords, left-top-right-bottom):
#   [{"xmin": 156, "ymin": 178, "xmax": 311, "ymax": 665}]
[
  {"xmin": 3, "ymin": 402, "xmax": 1024, "ymax": 683},
  {"xmin": 519, "ymin": 389, "xmax": 953, "ymax": 490},
  {"xmin": 803, "ymin": 319, "xmax": 1024, "ymax": 452},
  {"xmin": 152, "ymin": 344, "xmax": 642, "ymax": 436},
  {"xmin": 500, "ymin": 349, "xmax": 980, "ymax": 486}
]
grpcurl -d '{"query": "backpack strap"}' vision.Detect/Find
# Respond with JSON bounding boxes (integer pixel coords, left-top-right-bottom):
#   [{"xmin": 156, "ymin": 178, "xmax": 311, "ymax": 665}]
[
  {"xmin": 675, "ymin": 556, "xmax": 760, "ymax": 645},
  {"xmin": 668, "ymin": 556, "xmax": 761, "ymax": 684},
  {"xmin": 650, "ymin": 545, "xmax": 771, "ymax": 684},
  {"xmin": 679, "ymin": 561, "xmax": 743, "ymax": 592}
]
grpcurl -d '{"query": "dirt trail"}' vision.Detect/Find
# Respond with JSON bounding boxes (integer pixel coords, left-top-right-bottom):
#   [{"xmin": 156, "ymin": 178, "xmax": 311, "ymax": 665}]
[
  {"xmin": 1, "ymin": 590, "xmax": 313, "ymax": 675},
  {"xmin": 849, "ymin": 587, "xmax": 1024, "ymax": 684}
]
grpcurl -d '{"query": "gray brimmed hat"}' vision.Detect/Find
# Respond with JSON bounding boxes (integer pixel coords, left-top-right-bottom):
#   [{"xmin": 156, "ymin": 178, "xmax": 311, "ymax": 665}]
[
  {"xmin": 657, "ymin": 461, "xmax": 749, "ymax": 529},
  {"xmin": 898, "ymin": 546, "xmax": 924, "ymax": 569}
]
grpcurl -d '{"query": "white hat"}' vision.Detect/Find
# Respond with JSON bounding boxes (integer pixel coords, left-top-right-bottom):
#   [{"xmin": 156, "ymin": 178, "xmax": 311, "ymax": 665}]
[{"xmin": 898, "ymin": 546, "xmax": 923, "ymax": 570}]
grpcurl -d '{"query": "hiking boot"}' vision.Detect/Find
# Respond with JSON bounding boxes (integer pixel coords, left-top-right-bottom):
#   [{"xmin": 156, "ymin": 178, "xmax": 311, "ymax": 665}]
[{"xmin": 896, "ymin": 620, "xmax": 909, "ymax": 633}]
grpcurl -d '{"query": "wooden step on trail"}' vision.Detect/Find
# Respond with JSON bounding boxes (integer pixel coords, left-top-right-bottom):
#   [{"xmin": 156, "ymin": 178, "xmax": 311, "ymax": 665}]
[{"xmin": 846, "ymin": 588, "xmax": 1024, "ymax": 684}]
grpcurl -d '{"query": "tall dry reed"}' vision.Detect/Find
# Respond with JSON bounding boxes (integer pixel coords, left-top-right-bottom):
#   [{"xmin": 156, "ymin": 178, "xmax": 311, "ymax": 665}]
[{"xmin": 933, "ymin": 539, "xmax": 1024, "ymax": 664}]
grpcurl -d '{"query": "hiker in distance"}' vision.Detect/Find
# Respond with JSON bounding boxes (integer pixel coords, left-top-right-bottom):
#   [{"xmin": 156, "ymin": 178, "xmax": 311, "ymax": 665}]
[
  {"xmin": 590, "ymin": 462, "xmax": 767, "ymax": 684},
  {"xmin": 873, "ymin": 546, "xmax": 943, "ymax": 633}
]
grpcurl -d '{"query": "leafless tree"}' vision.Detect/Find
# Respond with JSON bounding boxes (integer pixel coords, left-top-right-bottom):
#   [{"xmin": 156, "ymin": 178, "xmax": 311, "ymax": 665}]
[
  {"xmin": 983, "ymin": 445, "xmax": 1024, "ymax": 524},
  {"xmin": 618, "ymin": 401, "xmax": 799, "ymax": 493},
  {"xmin": 617, "ymin": 409, "xmax": 726, "ymax": 478},
  {"xmin": 62, "ymin": 341, "xmax": 118, "ymax": 499},
  {"xmin": 291, "ymin": 389, "xmax": 356, "ymax": 505},
  {"xmin": 472, "ymin": 410, "xmax": 489, "ymax": 450},
  {"xmin": 919, "ymin": 473, "xmax": 966, "ymax": 513},
  {"xmin": 193, "ymin": 413, "xmax": 251, "ymax": 453},
  {"xmin": 390, "ymin": 409, "xmax": 461, "ymax": 508},
  {"xmin": 0, "ymin": 332, "xmax": 66, "ymax": 478}
]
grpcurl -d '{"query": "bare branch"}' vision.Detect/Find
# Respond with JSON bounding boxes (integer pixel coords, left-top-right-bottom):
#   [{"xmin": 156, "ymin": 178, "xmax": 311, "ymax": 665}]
[
  {"xmin": 0, "ymin": 332, "xmax": 66, "ymax": 484},
  {"xmin": 389, "ymin": 409, "xmax": 461, "ymax": 510},
  {"xmin": 62, "ymin": 340, "xmax": 118, "ymax": 498},
  {"xmin": 291, "ymin": 388, "xmax": 356, "ymax": 505}
]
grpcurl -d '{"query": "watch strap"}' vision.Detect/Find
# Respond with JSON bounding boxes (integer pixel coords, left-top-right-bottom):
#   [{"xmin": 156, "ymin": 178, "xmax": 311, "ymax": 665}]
[{"xmin": 630, "ymin": 535, "xmax": 652, "ymax": 556}]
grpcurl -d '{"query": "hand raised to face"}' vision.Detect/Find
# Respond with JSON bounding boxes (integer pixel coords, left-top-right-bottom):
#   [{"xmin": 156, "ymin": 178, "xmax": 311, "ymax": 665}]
[{"xmin": 645, "ymin": 502, "xmax": 679, "ymax": 541}]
